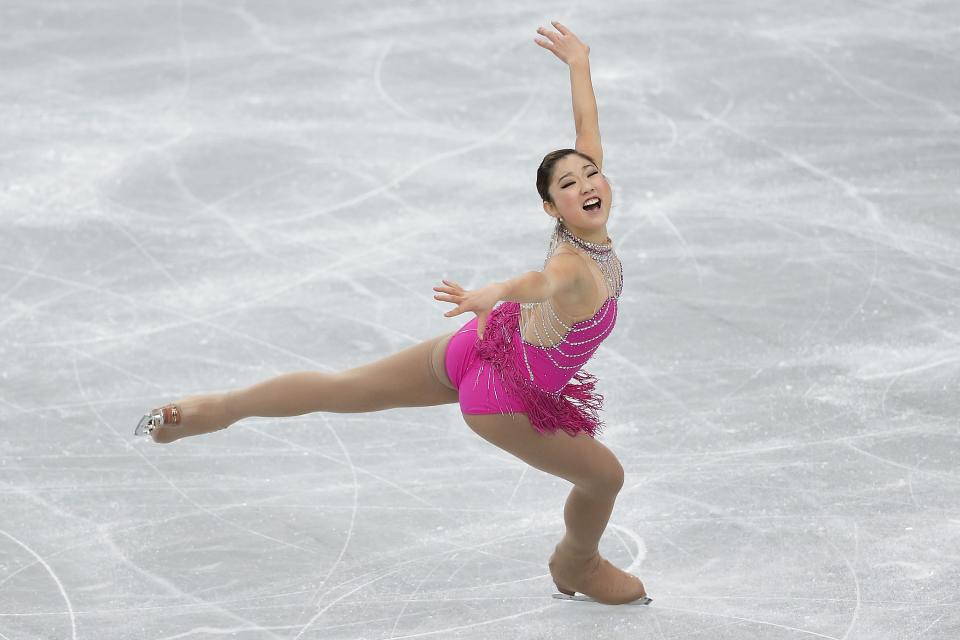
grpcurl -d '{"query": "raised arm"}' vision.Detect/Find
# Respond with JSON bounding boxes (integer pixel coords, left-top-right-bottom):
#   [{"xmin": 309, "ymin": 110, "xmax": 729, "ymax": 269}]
[{"xmin": 535, "ymin": 21, "xmax": 604, "ymax": 170}]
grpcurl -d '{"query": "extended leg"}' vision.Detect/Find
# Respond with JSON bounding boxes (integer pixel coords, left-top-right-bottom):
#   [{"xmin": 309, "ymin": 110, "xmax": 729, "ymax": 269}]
[
  {"xmin": 144, "ymin": 332, "xmax": 458, "ymax": 443},
  {"xmin": 225, "ymin": 371, "xmax": 360, "ymax": 418}
]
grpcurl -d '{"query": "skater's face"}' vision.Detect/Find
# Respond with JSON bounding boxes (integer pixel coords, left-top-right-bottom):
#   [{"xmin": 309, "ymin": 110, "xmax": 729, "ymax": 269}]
[{"xmin": 543, "ymin": 154, "xmax": 611, "ymax": 240}]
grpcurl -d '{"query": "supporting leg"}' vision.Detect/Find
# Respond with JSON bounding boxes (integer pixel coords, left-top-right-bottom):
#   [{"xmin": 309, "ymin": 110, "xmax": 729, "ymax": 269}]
[
  {"xmin": 461, "ymin": 411, "xmax": 646, "ymax": 604},
  {"xmin": 559, "ymin": 484, "xmax": 620, "ymax": 558}
]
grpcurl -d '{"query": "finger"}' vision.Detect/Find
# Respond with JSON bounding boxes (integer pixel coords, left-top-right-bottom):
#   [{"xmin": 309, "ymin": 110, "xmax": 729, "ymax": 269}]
[
  {"xmin": 551, "ymin": 20, "xmax": 571, "ymax": 35},
  {"xmin": 536, "ymin": 26, "xmax": 561, "ymax": 44},
  {"xmin": 534, "ymin": 38, "xmax": 555, "ymax": 52}
]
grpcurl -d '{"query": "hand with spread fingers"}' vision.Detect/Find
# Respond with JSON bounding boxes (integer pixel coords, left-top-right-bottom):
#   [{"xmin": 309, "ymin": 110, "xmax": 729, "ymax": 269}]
[
  {"xmin": 534, "ymin": 20, "xmax": 590, "ymax": 66},
  {"xmin": 433, "ymin": 279, "xmax": 503, "ymax": 339}
]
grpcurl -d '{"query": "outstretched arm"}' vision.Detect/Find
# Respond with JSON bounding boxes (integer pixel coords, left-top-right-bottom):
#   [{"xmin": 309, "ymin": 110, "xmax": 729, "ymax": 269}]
[
  {"xmin": 434, "ymin": 253, "xmax": 581, "ymax": 338},
  {"xmin": 535, "ymin": 21, "xmax": 604, "ymax": 170}
]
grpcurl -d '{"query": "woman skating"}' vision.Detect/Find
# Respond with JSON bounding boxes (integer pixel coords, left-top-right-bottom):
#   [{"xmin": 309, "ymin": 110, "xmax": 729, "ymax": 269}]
[{"xmin": 136, "ymin": 21, "xmax": 649, "ymax": 606}]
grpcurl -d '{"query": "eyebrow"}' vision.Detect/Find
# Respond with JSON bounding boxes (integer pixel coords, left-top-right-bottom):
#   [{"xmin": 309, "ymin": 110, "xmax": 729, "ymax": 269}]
[{"xmin": 557, "ymin": 164, "xmax": 596, "ymax": 183}]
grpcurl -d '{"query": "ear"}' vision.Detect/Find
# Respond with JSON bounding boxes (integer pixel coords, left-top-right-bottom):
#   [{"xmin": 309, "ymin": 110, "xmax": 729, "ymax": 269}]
[{"xmin": 542, "ymin": 200, "xmax": 557, "ymax": 217}]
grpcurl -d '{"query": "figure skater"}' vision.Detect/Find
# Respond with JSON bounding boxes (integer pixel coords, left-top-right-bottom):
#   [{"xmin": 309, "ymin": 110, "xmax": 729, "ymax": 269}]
[{"xmin": 135, "ymin": 21, "xmax": 649, "ymax": 606}]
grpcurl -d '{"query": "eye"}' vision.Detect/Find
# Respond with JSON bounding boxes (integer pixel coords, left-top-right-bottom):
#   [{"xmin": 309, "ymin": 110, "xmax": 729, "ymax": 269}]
[{"xmin": 561, "ymin": 170, "xmax": 599, "ymax": 188}]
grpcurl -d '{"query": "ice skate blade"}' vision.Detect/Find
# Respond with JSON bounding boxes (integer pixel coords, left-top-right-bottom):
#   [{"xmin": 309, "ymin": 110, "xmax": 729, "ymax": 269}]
[
  {"xmin": 552, "ymin": 592, "xmax": 652, "ymax": 606},
  {"xmin": 134, "ymin": 413, "xmax": 156, "ymax": 437}
]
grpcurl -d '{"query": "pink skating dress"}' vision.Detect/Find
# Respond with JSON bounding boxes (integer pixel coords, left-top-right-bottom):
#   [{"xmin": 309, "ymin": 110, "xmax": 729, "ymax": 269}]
[{"xmin": 444, "ymin": 222, "xmax": 623, "ymax": 438}]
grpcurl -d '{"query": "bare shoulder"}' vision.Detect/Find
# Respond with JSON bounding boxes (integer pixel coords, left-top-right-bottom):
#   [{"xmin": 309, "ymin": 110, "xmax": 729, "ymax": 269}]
[
  {"xmin": 550, "ymin": 242, "xmax": 595, "ymax": 301},
  {"xmin": 553, "ymin": 240, "xmax": 590, "ymax": 264}
]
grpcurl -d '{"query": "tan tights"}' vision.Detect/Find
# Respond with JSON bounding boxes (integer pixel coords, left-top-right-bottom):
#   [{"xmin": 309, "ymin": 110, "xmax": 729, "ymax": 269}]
[
  {"xmin": 150, "ymin": 331, "xmax": 645, "ymax": 602},
  {"xmin": 460, "ymin": 412, "xmax": 623, "ymax": 557}
]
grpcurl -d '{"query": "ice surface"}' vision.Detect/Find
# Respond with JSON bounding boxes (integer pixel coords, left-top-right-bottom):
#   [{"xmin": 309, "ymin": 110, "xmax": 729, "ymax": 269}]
[{"xmin": 1, "ymin": 1, "xmax": 958, "ymax": 638}]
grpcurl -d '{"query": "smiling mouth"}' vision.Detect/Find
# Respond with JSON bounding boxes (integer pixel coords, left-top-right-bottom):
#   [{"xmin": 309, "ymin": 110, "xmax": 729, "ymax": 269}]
[{"xmin": 583, "ymin": 198, "xmax": 602, "ymax": 212}]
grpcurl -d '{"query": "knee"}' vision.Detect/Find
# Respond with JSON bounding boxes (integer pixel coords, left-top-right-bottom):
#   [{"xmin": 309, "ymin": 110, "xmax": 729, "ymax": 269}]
[
  {"xmin": 607, "ymin": 460, "xmax": 625, "ymax": 494},
  {"xmin": 584, "ymin": 459, "xmax": 624, "ymax": 497}
]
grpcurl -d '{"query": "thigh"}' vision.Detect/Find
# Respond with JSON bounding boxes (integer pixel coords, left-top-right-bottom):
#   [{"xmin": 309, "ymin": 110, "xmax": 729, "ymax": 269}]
[
  {"xmin": 339, "ymin": 331, "xmax": 459, "ymax": 410},
  {"xmin": 462, "ymin": 412, "xmax": 623, "ymax": 491}
]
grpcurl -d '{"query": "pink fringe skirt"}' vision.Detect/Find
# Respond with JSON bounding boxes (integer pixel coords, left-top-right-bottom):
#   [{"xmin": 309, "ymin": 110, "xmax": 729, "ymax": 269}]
[{"xmin": 459, "ymin": 301, "xmax": 606, "ymax": 438}]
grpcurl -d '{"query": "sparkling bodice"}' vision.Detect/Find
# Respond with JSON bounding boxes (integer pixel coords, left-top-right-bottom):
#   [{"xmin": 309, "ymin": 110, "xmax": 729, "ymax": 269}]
[{"xmin": 514, "ymin": 224, "xmax": 623, "ymax": 393}]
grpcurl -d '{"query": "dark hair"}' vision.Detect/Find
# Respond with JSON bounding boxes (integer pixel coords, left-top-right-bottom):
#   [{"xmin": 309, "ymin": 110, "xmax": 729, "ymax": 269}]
[{"xmin": 536, "ymin": 148, "xmax": 599, "ymax": 205}]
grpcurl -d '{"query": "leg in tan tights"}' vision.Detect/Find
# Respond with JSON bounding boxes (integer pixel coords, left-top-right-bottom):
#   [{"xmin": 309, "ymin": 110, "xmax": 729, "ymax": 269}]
[
  {"xmin": 462, "ymin": 412, "xmax": 647, "ymax": 604},
  {"xmin": 149, "ymin": 331, "xmax": 459, "ymax": 444},
  {"xmin": 146, "ymin": 330, "xmax": 646, "ymax": 604}
]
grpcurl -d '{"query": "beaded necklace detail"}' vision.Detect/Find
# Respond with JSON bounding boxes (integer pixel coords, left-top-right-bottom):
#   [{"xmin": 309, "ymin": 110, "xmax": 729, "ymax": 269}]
[{"xmin": 548, "ymin": 220, "xmax": 624, "ymax": 299}]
